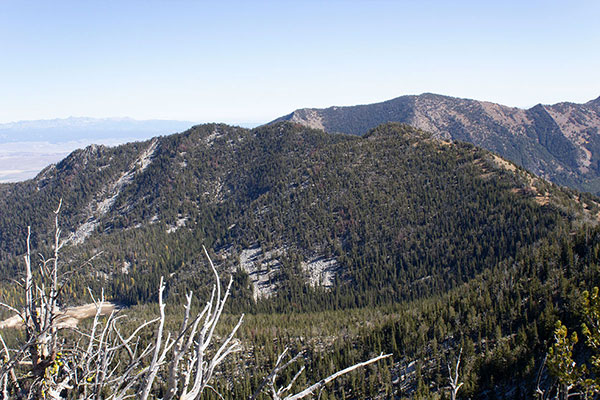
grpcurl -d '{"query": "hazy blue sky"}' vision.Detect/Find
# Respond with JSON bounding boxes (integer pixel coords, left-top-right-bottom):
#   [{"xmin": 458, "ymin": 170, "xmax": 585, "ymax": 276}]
[{"xmin": 1, "ymin": 0, "xmax": 598, "ymax": 124}]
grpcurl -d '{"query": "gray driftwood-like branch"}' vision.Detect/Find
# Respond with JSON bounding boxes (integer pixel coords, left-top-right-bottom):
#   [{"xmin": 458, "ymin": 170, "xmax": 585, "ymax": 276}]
[
  {"xmin": 448, "ymin": 347, "xmax": 463, "ymax": 400},
  {"xmin": 250, "ymin": 348, "xmax": 391, "ymax": 400},
  {"xmin": 0, "ymin": 201, "xmax": 70, "ymax": 399}
]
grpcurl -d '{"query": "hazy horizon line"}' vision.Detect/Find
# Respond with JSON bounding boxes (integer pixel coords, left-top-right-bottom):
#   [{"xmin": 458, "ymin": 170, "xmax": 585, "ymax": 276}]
[{"xmin": 2, "ymin": 91, "xmax": 598, "ymax": 126}]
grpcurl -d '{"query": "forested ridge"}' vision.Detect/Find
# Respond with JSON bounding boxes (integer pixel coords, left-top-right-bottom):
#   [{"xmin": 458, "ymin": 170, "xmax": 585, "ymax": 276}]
[
  {"xmin": 1, "ymin": 122, "xmax": 600, "ymax": 398},
  {"xmin": 272, "ymin": 93, "xmax": 600, "ymax": 194}
]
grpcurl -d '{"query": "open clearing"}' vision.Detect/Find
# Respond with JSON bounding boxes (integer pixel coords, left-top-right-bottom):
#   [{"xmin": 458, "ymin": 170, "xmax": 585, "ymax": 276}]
[{"xmin": 0, "ymin": 302, "xmax": 117, "ymax": 329}]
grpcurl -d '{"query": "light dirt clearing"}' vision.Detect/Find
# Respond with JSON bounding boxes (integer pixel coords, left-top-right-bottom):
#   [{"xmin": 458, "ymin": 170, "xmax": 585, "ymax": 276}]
[{"xmin": 0, "ymin": 302, "xmax": 117, "ymax": 330}]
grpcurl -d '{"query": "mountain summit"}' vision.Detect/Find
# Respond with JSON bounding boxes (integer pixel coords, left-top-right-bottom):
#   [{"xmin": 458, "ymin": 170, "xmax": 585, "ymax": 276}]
[{"xmin": 272, "ymin": 94, "xmax": 600, "ymax": 193}]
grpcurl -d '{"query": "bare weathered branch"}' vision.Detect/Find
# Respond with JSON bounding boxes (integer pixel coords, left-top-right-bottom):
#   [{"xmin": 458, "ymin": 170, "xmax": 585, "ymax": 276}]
[{"xmin": 448, "ymin": 347, "xmax": 463, "ymax": 400}]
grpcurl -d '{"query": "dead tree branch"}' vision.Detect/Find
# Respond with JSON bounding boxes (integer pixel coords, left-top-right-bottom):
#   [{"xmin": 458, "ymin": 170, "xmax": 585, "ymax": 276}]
[{"xmin": 448, "ymin": 347, "xmax": 463, "ymax": 400}]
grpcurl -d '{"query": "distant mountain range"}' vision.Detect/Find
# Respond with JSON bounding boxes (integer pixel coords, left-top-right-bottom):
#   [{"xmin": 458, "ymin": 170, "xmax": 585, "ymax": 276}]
[
  {"xmin": 0, "ymin": 117, "xmax": 197, "ymax": 143},
  {"xmin": 272, "ymin": 93, "xmax": 600, "ymax": 193},
  {"xmin": 0, "ymin": 117, "xmax": 199, "ymax": 182}
]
